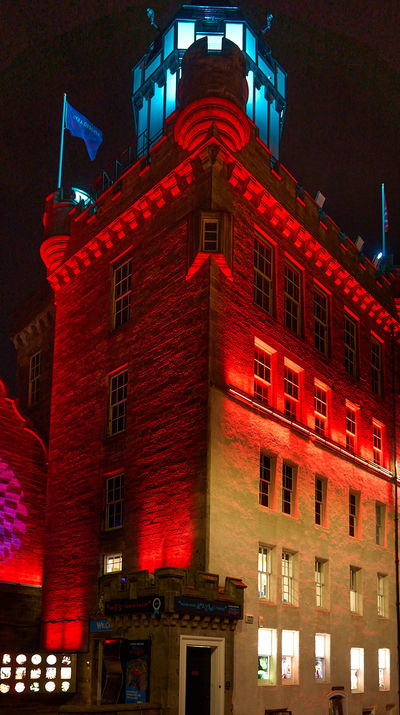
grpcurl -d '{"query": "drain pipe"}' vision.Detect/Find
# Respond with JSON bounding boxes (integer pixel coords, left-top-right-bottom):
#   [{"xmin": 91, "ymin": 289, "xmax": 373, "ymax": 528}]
[{"xmin": 391, "ymin": 327, "xmax": 400, "ymax": 711}]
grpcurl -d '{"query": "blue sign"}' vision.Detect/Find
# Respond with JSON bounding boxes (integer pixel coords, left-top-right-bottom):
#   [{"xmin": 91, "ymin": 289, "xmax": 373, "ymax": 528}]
[{"xmin": 89, "ymin": 618, "xmax": 112, "ymax": 632}]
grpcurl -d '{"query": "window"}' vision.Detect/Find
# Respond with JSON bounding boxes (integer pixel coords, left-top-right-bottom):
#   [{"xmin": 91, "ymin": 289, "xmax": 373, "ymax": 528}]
[
  {"xmin": 377, "ymin": 573, "xmax": 388, "ymax": 617},
  {"xmin": 371, "ymin": 336, "xmax": 383, "ymax": 396},
  {"xmin": 376, "ymin": 502, "xmax": 385, "ymax": 545},
  {"xmin": 259, "ymin": 454, "xmax": 274, "ymax": 508},
  {"xmin": 29, "ymin": 352, "xmax": 41, "ymax": 406},
  {"xmin": 315, "ymin": 633, "xmax": 330, "ymax": 681},
  {"xmin": 314, "ymin": 384, "xmax": 328, "ymax": 435},
  {"xmin": 254, "ymin": 237, "xmax": 273, "ymax": 313},
  {"xmin": 350, "ymin": 647, "xmax": 364, "ymax": 692},
  {"xmin": 258, "ymin": 628, "xmax": 276, "ymax": 684},
  {"xmin": 254, "ymin": 346, "xmax": 271, "ymax": 405},
  {"xmin": 284, "ymin": 262, "xmax": 302, "ymax": 335},
  {"xmin": 314, "ymin": 287, "xmax": 329, "ymax": 355},
  {"xmin": 113, "ymin": 259, "xmax": 132, "ymax": 329},
  {"xmin": 258, "ymin": 545, "xmax": 272, "ymax": 600},
  {"xmin": 315, "ymin": 559, "xmax": 328, "ymax": 609},
  {"xmin": 373, "ymin": 423, "xmax": 383, "ymax": 466},
  {"xmin": 315, "ymin": 476, "xmax": 326, "ymax": 526},
  {"xmin": 105, "ymin": 474, "xmax": 124, "ymax": 530},
  {"xmin": 108, "ymin": 369, "xmax": 128, "ymax": 436},
  {"xmin": 350, "ymin": 566, "xmax": 362, "ymax": 614},
  {"xmin": 378, "ymin": 648, "xmax": 390, "ymax": 690},
  {"xmin": 281, "ymin": 630, "xmax": 299, "ymax": 683},
  {"xmin": 344, "ymin": 313, "xmax": 358, "ymax": 377},
  {"xmin": 104, "ymin": 553, "xmax": 122, "ymax": 574},
  {"xmin": 282, "ymin": 463, "xmax": 296, "ymax": 515},
  {"xmin": 346, "ymin": 406, "xmax": 357, "ymax": 453},
  {"xmin": 282, "ymin": 551, "xmax": 297, "ymax": 605},
  {"xmin": 349, "ymin": 491, "xmax": 359, "ymax": 537},
  {"xmin": 284, "ymin": 367, "xmax": 299, "ymax": 420},
  {"xmin": 202, "ymin": 217, "xmax": 219, "ymax": 252}
]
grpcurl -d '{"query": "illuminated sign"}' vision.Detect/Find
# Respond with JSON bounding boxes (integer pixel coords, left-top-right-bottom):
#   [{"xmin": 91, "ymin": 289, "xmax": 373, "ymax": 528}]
[
  {"xmin": 0, "ymin": 653, "xmax": 76, "ymax": 694},
  {"xmin": 174, "ymin": 596, "xmax": 242, "ymax": 620},
  {"xmin": 105, "ymin": 595, "xmax": 164, "ymax": 617}
]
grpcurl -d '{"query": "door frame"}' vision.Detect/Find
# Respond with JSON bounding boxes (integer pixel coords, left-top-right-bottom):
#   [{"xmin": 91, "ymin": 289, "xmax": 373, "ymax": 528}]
[{"xmin": 179, "ymin": 635, "xmax": 225, "ymax": 715}]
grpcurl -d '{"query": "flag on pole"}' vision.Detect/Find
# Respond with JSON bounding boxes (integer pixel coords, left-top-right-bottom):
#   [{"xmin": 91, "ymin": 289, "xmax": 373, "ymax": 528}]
[
  {"xmin": 383, "ymin": 190, "xmax": 389, "ymax": 232},
  {"xmin": 65, "ymin": 101, "xmax": 103, "ymax": 160}
]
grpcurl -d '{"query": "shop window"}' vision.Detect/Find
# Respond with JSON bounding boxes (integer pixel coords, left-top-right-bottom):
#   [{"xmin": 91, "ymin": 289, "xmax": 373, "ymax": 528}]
[
  {"xmin": 281, "ymin": 630, "xmax": 299, "ymax": 683},
  {"xmin": 258, "ymin": 628, "xmax": 276, "ymax": 684},
  {"xmin": 315, "ymin": 633, "xmax": 330, "ymax": 681},
  {"xmin": 113, "ymin": 258, "xmax": 132, "ymax": 329},
  {"xmin": 350, "ymin": 647, "xmax": 364, "ymax": 692}
]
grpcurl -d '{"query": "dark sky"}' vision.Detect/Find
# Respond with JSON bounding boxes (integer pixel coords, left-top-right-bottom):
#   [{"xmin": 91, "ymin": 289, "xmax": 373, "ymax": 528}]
[{"xmin": 1, "ymin": 0, "xmax": 399, "ymax": 390}]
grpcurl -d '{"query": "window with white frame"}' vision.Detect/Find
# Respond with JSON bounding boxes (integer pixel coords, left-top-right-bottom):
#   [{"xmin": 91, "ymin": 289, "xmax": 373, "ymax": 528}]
[
  {"xmin": 105, "ymin": 473, "xmax": 124, "ymax": 530},
  {"xmin": 315, "ymin": 559, "xmax": 328, "ymax": 609},
  {"xmin": 371, "ymin": 335, "xmax": 383, "ymax": 396},
  {"xmin": 315, "ymin": 633, "xmax": 330, "ymax": 681},
  {"xmin": 113, "ymin": 258, "xmax": 132, "ymax": 329},
  {"xmin": 282, "ymin": 551, "xmax": 297, "ymax": 605},
  {"xmin": 282, "ymin": 462, "xmax": 296, "ymax": 515},
  {"xmin": 281, "ymin": 629, "xmax": 299, "ymax": 682},
  {"xmin": 344, "ymin": 313, "xmax": 358, "ymax": 377},
  {"xmin": 376, "ymin": 502, "xmax": 385, "ymax": 546},
  {"xmin": 315, "ymin": 476, "xmax": 326, "ymax": 526},
  {"xmin": 254, "ymin": 345, "xmax": 271, "ymax": 405},
  {"xmin": 259, "ymin": 454, "xmax": 275, "ymax": 508},
  {"xmin": 349, "ymin": 490, "xmax": 359, "ymax": 537},
  {"xmin": 350, "ymin": 566, "xmax": 362, "ymax": 614},
  {"xmin": 284, "ymin": 262, "xmax": 302, "ymax": 335},
  {"xmin": 313, "ymin": 287, "xmax": 329, "ymax": 355},
  {"xmin": 108, "ymin": 369, "xmax": 128, "ymax": 435},
  {"xmin": 346, "ymin": 405, "xmax": 357, "ymax": 453},
  {"xmin": 378, "ymin": 648, "xmax": 390, "ymax": 690},
  {"xmin": 258, "ymin": 628, "xmax": 276, "ymax": 684},
  {"xmin": 104, "ymin": 553, "xmax": 122, "ymax": 574},
  {"xmin": 29, "ymin": 351, "xmax": 41, "ymax": 406},
  {"xmin": 350, "ymin": 647, "xmax": 364, "ymax": 692},
  {"xmin": 254, "ymin": 237, "xmax": 273, "ymax": 314},
  {"xmin": 258, "ymin": 545, "xmax": 272, "ymax": 600},
  {"xmin": 284, "ymin": 366, "xmax": 299, "ymax": 421},
  {"xmin": 314, "ymin": 384, "xmax": 328, "ymax": 435},
  {"xmin": 377, "ymin": 573, "xmax": 388, "ymax": 617},
  {"xmin": 373, "ymin": 423, "xmax": 383, "ymax": 466}
]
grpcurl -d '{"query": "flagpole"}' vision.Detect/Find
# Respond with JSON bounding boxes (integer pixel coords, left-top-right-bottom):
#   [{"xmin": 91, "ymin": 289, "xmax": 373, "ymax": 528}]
[
  {"xmin": 57, "ymin": 93, "xmax": 67, "ymax": 190},
  {"xmin": 382, "ymin": 182, "xmax": 385, "ymax": 257}
]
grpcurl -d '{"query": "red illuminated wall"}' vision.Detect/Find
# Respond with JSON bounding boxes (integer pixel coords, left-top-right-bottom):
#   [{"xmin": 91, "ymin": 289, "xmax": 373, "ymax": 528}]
[{"xmin": 0, "ymin": 379, "xmax": 46, "ymax": 586}]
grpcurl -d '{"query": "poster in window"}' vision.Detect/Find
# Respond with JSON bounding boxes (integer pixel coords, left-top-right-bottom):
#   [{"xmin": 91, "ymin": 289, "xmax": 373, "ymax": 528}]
[{"xmin": 125, "ymin": 641, "xmax": 150, "ymax": 703}]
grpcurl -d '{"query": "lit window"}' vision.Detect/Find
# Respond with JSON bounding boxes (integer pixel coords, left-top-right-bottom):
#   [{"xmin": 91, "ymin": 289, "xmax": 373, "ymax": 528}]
[
  {"xmin": 284, "ymin": 262, "xmax": 302, "ymax": 335},
  {"xmin": 201, "ymin": 218, "xmax": 219, "ymax": 252},
  {"xmin": 350, "ymin": 647, "xmax": 364, "ymax": 692},
  {"xmin": 282, "ymin": 463, "xmax": 296, "ymax": 515},
  {"xmin": 376, "ymin": 502, "xmax": 385, "ymax": 545},
  {"xmin": 377, "ymin": 573, "xmax": 388, "ymax": 617},
  {"xmin": 254, "ymin": 237, "xmax": 273, "ymax": 313},
  {"xmin": 254, "ymin": 345, "xmax": 271, "ymax": 405},
  {"xmin": 281, "ymin": 630, "xmax": 299, "ymax": 683},
  {"xmin": 346, "ymin": 405, "xmax": 357, "ymax": 453},
  {"xmin": 371, "ymin": 336, "xmax": 383, "ymax": 396},
  {"xmin": 349, "ymin": 491, "xmax": 359, "ymax": 537},
  {"xmin": 258, "ymin": 628, "xmax": 276, "ymax": 684},
  {"xmin": 315, "ymin": 559, "xmax": 328, "ymax": 609},
  {"xmin": 113, "ymin": 259, "xmax": 132, "ymax": 329},
  {"xmin": 258, "ymin": 545, "xmax": 272, "ymax": 600},
  {"xmin": 314, "ymin": 384, "xmax": 328, "ymax": 435},
  {"xmin": 284, "ymin": 366, "xmax": 299, "ymax": 420},
  {"xmin": 108, "ymin": 369, "xmax": 128, "ymax": 435},
  {"xmin": 314, "ymin": 287, "xmax": 329, "ymax": 355},
  {"xmin": 104, "ymin": 553, "xmax": 122, "ymax": 574},
  {"xmin": 29, "ymin": 352, "xmax": 41, "ymax": 406},
  {"xmin": 344, "ymin": 313, "xmax": 358, "ymax": 377},
  {"xmin": 105, "ymin": 474, "xmax": 124, "ymax": 529},
  {"xmin": 378, "ymin": 648, "xmax": 390, "ymax": 690},
  {"xmin": 350, "ymin": 566, "xmax": 362, "ymax": 614},
  {"xmin": 282, "ymin": 551, "xmax": 297, "ymax": 605},
  {"xmin": 315, "ymin": 476, "xmax": 326, "ymax": 526},
  {"xmin": 373, "ymin": 423, "xmax": 383, "ymax": 465},
  {"xmin": 315, "ymin": 633, "xmax": 330, "ymax": 681},
  {"xmin": 259, "ymin": 454, "xmax": 275, "ymax": 508},
  {"xmin": 177, "ymin": 21, "xmax": 195, "ymax": 49}
]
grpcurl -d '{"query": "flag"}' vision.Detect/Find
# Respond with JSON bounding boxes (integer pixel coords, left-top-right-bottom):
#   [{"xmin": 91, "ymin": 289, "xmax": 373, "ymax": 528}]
[
  {"xmin": 384, "ymin": 191, "xmax": 389, "ymax": 232},
  {"xmin": 65, "ymin": 101, "xmax": 103, "ymax": 160}
]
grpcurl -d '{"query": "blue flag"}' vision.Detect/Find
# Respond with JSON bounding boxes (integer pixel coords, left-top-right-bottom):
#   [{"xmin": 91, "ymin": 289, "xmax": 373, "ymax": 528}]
[{"xmin": 65, "ymin": 101, "xmax": 103, "ymax": 160}]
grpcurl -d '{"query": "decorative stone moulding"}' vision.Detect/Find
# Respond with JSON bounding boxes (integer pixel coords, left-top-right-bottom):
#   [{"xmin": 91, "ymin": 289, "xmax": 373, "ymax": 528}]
[
  {"xmin": 174, "ymin": 97, "xmax": 250, "ymax": 153},
  {"xmin": 40, "ymin": 235, "xmax": 69, "ymax": 274}
]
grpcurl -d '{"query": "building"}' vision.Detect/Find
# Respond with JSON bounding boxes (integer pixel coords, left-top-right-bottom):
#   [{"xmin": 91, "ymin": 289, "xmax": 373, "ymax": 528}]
[{"xmin": 1, "ymin": 3, "xmax": 399, "ymax": 715}]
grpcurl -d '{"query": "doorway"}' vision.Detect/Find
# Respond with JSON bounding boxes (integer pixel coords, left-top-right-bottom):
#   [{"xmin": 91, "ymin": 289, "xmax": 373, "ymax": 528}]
[{"xmin": 179, "ymin": 636, "xmax": 225, "ymax": 715}]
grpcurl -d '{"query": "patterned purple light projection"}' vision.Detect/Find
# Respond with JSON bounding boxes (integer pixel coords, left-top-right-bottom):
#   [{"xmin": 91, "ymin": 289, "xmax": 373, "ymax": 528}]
[{"xmin": 0, "ymin": 458, "xmax": 27, "ymax": 561}]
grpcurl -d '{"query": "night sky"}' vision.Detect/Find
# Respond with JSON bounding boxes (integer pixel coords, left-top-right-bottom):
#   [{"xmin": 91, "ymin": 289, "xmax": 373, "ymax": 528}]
[{"xmin": 1, "ymin": 0, "xmax": 399, "ymax": 390}]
